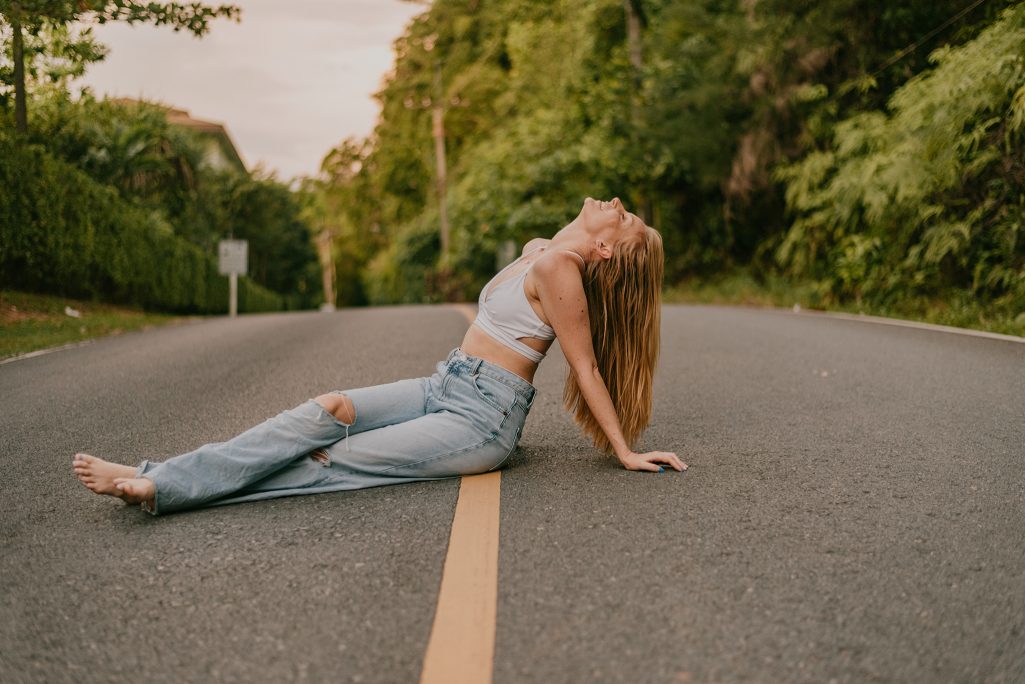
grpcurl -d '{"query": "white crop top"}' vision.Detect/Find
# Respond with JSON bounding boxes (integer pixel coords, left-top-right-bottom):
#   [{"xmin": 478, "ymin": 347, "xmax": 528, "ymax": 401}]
[{"xmin": 473, "ymin": 247, "xmax": 585, "ymax": 363}]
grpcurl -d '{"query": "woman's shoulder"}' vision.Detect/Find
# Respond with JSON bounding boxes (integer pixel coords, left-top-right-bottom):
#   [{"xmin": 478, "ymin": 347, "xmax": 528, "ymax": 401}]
[
  {"xmin": 529, "ymin": 247, "xmax": 585, "ymax": 286},
  {"xmin": 521, "ymin": 237, "xmax": 552, "ymax": 256}
]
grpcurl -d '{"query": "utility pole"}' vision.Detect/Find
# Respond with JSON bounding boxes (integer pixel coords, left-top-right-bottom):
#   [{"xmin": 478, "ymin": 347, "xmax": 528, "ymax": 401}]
[
  {"xmin": 432, "ymin": 60, "xmax": 450, "ymax": 257},
  {"xmin": 409, "ymin": 34, "xmax": 457, "ymax": 258}
]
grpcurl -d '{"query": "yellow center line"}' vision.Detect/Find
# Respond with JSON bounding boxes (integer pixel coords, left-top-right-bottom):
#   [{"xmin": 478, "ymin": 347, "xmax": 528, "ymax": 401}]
[
  {"xmin": 420, "ymin": 304, "xmax": 500, "ymax": 684},
  {"xmin": 421, "ymin": 471, "xmax": 501, "ymax": 684}
]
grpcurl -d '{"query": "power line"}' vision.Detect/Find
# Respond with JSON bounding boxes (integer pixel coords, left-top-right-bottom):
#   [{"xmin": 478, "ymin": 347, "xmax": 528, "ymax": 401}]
[
  {"xmin": 822, "ymin": 0, "xmax": 993, "ymax": 106},
  {"xmin": 868, "ymin": 0, "xmax": 991, "ymax": 80}
]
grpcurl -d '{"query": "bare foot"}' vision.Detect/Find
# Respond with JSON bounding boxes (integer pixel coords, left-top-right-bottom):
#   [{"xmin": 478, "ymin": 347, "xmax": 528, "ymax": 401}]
[{"xmin": 72, "ymin": 453, "xmax": 154, "ymax": 507}]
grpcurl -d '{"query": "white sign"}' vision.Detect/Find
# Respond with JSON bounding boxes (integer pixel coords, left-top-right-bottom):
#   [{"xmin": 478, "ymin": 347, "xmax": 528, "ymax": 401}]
[{"xmin": 218, "ymin": 239, "xmax": 248, "ymax": 275}]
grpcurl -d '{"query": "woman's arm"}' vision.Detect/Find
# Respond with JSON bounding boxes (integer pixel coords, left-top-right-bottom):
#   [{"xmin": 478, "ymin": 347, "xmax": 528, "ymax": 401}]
[{"xmin": 533, "ymin": 253, "xmax": 686, "ymax": 472}]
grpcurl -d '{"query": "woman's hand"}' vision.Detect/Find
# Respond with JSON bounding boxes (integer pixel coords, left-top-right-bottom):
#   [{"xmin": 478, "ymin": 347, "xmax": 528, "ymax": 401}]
[{"xmin": 618, "ymin": 450, "xmax": 687, "ymax": 473}]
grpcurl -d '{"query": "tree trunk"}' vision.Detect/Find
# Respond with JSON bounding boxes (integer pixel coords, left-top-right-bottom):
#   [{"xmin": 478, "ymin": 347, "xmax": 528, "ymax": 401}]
[
  {"xmin": 624, "ymin": 0, "xmax": 643, "ymax": 81},
  {"xmin": 624, "ymin": 0, "xmax": 653, "ymax": 222},
  {"xmin": 432, "ymin": 61, "xmax": 449, "ymax": 258},
  {"xmin": 11, "ymin": 8, "xmax": 28, "ymax": 135}
]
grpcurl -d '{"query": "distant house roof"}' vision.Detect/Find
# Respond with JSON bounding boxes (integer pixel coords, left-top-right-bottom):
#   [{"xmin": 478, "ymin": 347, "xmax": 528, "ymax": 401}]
[{"xmin": 110, "ymin": 97, "xmax": 247, "ymax": 174}]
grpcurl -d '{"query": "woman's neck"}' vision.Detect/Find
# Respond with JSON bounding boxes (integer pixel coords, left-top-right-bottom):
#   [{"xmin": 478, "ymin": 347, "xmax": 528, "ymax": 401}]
[{"xmin": 546, "ymin": 220, "xmax": 593, "ymax": 262}]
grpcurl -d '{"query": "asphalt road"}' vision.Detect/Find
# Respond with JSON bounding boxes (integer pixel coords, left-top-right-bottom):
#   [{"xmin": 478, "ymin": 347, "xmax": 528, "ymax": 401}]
[{"xmin": 1, "ymin": 304, "xmax": 1023, "ymax": 683}]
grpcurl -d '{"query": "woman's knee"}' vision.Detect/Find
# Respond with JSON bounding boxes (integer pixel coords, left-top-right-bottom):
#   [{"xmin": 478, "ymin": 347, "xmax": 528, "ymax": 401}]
[{"xmin": 313, "ymin": 393, "xmax": 355, "ymax": 425}]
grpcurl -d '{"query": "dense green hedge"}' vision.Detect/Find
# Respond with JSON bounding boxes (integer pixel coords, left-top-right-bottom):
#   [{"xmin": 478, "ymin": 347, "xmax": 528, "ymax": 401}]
[{"xmin": 0, "ymin": 135, "xmax": 281, "ymax": 314}]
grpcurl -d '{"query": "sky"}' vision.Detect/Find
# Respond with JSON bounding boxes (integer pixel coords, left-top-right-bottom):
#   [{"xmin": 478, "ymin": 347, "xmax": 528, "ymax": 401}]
[{"xmin": 76, "ymin": 0, "xmax": 426, "ymax": 181}]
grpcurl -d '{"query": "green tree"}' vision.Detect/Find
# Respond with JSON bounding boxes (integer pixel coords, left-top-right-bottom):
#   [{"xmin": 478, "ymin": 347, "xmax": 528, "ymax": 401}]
[
  {"xmin": 775, "ymin": 2, "xmax": 1025, "ymax": 309},
  {"xmin": 24, "ymin": 94, "xmax": 209, "ymax": 226},
  {"xmin": 311, "ymin": 0, "xmax": 1024, "ymax": 318},
  {"xmin": 0, "ymin": 18, "xmax": 106, "ymax": 115},
  {"xmin": 0, "ymin": 1, "xmax": 239, "ymax": 134},
  {"xmin": 641, "ymin": 0, "xmax": 1017, "ymax": 277}
]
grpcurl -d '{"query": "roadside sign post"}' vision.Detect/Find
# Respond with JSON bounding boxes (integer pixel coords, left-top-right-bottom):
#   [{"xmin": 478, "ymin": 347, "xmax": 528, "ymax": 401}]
[{"xmin": 218, "ymin": 239, "xmax": 248, "ymax": 318}]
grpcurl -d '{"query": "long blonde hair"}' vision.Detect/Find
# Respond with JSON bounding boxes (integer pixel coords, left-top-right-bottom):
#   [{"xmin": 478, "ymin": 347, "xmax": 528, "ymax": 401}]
[{"xmin": 563, "ymin": 226, "xmax": 664, "ymax": 454}]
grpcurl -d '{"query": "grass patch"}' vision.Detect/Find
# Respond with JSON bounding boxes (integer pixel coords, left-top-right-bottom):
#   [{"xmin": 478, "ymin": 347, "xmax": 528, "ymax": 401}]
[
  {"xmin": 0, "ymin": 290, "xmax": 186, "ymax": 360},
  {"xmin": 665, "ymin": 268, "xmax": 1025, "ymax": 339}
]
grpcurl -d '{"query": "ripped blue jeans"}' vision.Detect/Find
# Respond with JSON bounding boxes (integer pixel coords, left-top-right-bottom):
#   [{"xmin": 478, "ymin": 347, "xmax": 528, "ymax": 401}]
[{"xmin": 135, "ymin": 348, "xmax": 535, "ymax": 515}]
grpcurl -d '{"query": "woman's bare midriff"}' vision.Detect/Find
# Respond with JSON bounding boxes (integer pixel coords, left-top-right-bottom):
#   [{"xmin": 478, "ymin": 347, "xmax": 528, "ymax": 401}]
[
  {"xmin": 459, "ymin": 323, "xmax": 552, "ymax": 384},
  {"xmin": 462, "ymin": 241, "xmax": 570, "ymax": 383}
]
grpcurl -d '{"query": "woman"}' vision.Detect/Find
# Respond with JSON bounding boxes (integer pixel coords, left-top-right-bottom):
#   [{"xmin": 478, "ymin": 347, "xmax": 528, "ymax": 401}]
[{"xmin": 73, "ymin": 197, "xmax": 686, "ymax": 515}]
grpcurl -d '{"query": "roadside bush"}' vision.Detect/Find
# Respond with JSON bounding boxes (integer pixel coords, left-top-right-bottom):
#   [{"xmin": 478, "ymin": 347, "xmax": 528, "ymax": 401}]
[
  {"xmin": 362, "ymin": 210, "xmax": 440, "ymax": 305},
  {"xmin": 0, "ymin": 135, "xmax": 281, "ymax": 313},
  {"xmin": 775, "ymin": 3, "xmax": 1025, "ymax": 310}
]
